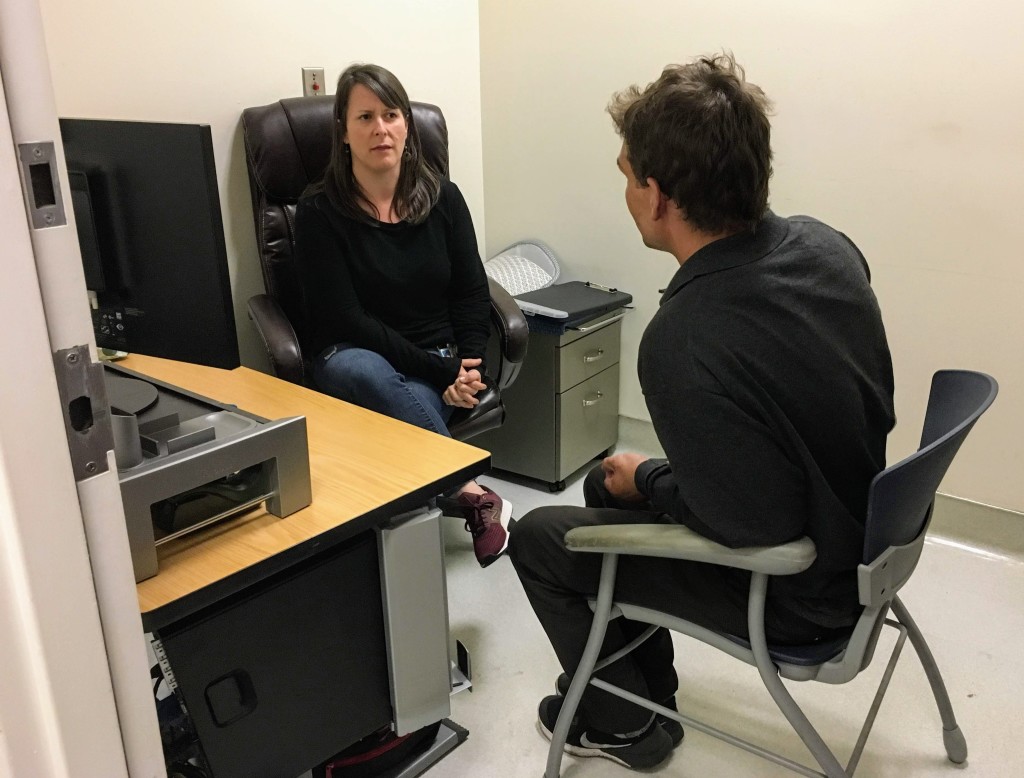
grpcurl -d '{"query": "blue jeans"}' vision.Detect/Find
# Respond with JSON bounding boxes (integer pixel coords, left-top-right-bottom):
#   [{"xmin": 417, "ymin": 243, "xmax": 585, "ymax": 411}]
[{"xmin": 313, "ymin": 344, "xmax": 454, "ymax": 436}]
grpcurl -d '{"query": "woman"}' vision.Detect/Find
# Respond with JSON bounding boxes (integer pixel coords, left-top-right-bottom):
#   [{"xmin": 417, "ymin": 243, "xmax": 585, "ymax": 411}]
[{"xmin": 294, "ymin": 63, "xmax": 510, "ymax": 567}]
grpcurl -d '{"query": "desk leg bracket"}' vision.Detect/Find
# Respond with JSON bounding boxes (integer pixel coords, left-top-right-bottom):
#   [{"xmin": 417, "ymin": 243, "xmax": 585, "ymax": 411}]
[{"xmin": 451, "ymin": 640, "xmax": 473, "ymax": 696}]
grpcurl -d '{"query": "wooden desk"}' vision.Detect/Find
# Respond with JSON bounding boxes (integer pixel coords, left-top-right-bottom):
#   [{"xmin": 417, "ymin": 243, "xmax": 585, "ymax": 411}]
[
  {"xmin": 124, "ymin": 354, "xmax": 488, "ymax": 626},
  {"xmin": 123, "ymin": 355, "xmax": 488, "ymax": 778}
]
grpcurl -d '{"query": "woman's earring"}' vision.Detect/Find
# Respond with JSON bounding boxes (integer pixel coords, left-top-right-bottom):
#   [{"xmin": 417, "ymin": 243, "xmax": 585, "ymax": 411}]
[
  {"xmin": 403, "ymin": 146, "xmax": 412, "ymax": 159},
  {"xmin": 344, "ymin": 143, "xmax": 351, "ymax": 155}
]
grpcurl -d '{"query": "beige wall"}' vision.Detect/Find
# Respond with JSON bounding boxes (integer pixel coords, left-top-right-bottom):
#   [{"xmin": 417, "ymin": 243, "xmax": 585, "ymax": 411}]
[
  {"xmin": 38, "ymin": 0, "xmax": 485, "ymax": 371},
  {"xmin": 33, "ymin": 1, "xmax": 1024, "ymax": 511},
  {"xmin": 480, "ymin": 1, "xmax": 1024, "ymax": 512}
]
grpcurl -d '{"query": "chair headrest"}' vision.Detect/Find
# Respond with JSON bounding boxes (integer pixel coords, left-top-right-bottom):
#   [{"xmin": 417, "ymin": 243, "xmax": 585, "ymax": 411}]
[{"xmin": 242, "ymin": 96, "xmax": 449, "ymax": 202}]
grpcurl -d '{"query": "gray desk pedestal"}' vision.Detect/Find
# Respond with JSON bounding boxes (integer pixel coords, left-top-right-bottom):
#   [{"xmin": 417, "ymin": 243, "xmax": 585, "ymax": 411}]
[{"xmin": 378, "ymin": 507, "xmax": 452, "ymax": 735}]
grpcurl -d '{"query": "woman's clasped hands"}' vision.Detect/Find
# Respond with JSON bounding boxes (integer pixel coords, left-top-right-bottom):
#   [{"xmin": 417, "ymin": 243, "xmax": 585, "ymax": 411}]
[{"xmin": 443, "ymin": 357, "xmax": 486, "ymax": 408}]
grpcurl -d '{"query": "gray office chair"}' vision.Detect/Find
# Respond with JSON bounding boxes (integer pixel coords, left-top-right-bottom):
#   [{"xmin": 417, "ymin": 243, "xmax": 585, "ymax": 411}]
[{"xmin": 547, "ymin": 369, "xmax": 998, "ymax": 777}]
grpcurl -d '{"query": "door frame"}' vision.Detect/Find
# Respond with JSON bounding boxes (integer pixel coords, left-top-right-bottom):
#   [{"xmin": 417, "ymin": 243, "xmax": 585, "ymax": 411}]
[{"xmin": 0, "ymin": 3, "xmax": 165, "ymax": 775}]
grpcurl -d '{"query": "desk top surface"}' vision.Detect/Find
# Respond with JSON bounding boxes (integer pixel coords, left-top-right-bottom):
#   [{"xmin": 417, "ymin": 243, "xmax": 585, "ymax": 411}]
[{"xmin": 126, "ymin": 355, "xmax": 489, "ymax": 620}]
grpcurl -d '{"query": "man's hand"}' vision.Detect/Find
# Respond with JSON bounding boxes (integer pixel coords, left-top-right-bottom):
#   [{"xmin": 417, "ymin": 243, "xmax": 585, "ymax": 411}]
[
  {"xmin": 442, "ymin": 358, "xmax": 487, "ymax": 408},
  {"xmin": 602, "ymin": 452, "xmax": 649, "ymax": 501}
]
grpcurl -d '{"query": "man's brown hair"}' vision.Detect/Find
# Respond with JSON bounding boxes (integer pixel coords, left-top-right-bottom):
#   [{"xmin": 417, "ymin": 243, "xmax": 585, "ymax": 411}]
[{"xmin": 609, "ymin": 53, "xmax": 773, "ymax": 234}]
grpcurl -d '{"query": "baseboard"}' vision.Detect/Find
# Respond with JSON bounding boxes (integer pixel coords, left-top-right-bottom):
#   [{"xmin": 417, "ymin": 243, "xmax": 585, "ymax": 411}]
[
  {"xmin": 617, "ymin": 416, "xmax": 1023, "ymax": 560},
  {"xmin": 929, "ymin": 494, "xmax": 1024, "ymax": 561},
  {"xmin": 616, "ymin": 415, "xmax": 664, "ymax": 458}
]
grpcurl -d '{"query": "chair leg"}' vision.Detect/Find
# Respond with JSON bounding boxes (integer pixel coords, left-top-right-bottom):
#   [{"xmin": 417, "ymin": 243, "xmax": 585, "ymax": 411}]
[
  {"xmin": 544, "ymin": 553, "xmax": 620, "ymax": 778},
  {"xmin": 747, "ymin": 574, "xmax": 848, "ymax": 778},
  {"xmin": 890, "ymin": 596, "xmax": 968, "ymax": 764}
]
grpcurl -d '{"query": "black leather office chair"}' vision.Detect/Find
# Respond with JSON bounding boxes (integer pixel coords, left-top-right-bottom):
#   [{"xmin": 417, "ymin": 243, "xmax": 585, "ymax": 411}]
[{"xmin": 241, "ymin": 96, "xmax": 528, "ymax": 441}]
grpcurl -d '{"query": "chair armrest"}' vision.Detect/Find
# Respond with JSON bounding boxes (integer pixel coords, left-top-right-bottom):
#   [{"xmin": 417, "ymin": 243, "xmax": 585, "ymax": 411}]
[
  {"xmin": 487, "ymin": 277, "xmax": 529, "ymax": 389},
  {"xmin": 246, "ymin": 293, "xmax": 305, "ymax": 385},
  {"xmin": 564, "ymin": 524, "xmax": 817, "ymax": 576}
]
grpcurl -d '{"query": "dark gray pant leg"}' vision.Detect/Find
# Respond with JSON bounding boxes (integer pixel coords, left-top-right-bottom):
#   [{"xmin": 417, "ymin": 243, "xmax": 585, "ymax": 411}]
[
  {"xmin": 581, "ymin": 465, "xmax": 678, "ymax": 703},
  {"xmin": 509, "ymin": 501, "xmax": 661, "ymax": 732},
  {"xmin": 509, "ymin": 465, "xmax": 751, "ymax": 732},
  {"xmin": 510, "ymin": 463, "xmax": 849, "ymax": 734}
]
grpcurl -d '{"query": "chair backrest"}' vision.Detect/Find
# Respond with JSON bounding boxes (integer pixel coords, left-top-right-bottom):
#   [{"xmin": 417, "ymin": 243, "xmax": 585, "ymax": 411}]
[
  {"xmin": 810, "ymin": 370, "xmax": 997, "ymax": 683},
  {"xmin": 240, "ymin": 96, "xmax": 449, "ymax": 348},
  {"xmin": 863, "ymin": 370, "xmax": 998, "ymax": 563}
]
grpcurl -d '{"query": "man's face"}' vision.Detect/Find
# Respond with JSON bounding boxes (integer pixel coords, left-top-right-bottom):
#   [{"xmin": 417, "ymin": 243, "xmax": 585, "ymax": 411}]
[{"xmin": 617, "ymin": 144, "xmax": 658, "ymax": 249}]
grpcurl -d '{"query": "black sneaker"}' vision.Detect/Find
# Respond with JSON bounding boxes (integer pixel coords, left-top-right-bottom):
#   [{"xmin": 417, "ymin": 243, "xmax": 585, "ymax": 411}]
[
  {"xmin": 537, "ymin": 694, "xmax": 672, "ymax": 770},
  {"xmin": 556, "ymin": 672, "xmax": 685, "ymax": 747}
]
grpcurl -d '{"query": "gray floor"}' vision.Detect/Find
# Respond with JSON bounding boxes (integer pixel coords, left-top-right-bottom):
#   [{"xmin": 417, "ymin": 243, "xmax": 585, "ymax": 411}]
[{"xmin": 434, "ymin": 420, "xmax": 1024, "ymax": 778}]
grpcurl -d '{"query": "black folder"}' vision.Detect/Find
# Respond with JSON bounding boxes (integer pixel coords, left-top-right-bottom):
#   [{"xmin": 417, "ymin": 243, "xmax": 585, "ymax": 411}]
[{"xmin": 514, "ymin": 281, "xmax": 632, "ymax": 321}]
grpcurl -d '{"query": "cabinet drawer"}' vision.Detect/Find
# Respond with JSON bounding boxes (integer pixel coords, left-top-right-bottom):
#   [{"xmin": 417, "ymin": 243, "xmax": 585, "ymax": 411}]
[
  {"xmin": 558, "ymin": 363, "xmax": 619, "ymax": 476},
  {"xmin": 558, "ymin": 320, "xmax": 621, "ymax": 392}
]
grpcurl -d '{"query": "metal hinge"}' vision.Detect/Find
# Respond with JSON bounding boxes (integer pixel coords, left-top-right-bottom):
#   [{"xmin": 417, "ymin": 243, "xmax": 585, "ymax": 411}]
[{"xmin": 52, "ymin": 345, "xmax": 113, "ymax": 480}]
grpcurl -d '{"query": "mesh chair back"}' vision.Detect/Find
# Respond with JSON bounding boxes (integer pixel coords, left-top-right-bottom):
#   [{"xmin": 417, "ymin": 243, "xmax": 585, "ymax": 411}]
[
  {"xmin": 241, "ymin": 97, "xmax": 449, "ymax": 350},
  {"xmin": 863, "ymin": 370, "xmax": 997, "ymax": 562}
]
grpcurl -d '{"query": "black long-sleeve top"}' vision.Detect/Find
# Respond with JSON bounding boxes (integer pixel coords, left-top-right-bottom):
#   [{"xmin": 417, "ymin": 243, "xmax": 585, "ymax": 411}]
[
  {"xmin": 294, "ymin": 180, "xmax": 491, "ymax": 391},
  {"xmin": 634, "ymin": 212, "xmax": 895, "ymax": 628}
]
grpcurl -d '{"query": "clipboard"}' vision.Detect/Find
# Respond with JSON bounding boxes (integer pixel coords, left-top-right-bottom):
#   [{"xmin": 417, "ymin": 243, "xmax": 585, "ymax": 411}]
[{"xmin": 514, "ymin": 281, "xmax": 632, "ymax": 320}]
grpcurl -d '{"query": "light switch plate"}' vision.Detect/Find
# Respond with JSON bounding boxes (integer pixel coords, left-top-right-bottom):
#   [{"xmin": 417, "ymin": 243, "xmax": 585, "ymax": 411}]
[{"xmin": 302, "ymin": 67, "xmax": 325, "ymax": 97}]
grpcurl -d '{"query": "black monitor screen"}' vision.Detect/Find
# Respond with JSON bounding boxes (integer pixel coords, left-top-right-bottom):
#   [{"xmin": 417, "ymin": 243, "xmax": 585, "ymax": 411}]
[{"xmin": 59, "ymin": 118, "xmax": 240, "ymax": 369}]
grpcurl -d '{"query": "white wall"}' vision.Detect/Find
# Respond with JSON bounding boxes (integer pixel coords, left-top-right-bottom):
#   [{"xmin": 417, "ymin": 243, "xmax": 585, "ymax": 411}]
[
  {"xmin": 480, "ymin": 0, "xmax": 1024, "ymax": 512},
  {"xmin": 33, "ymin": 1, "xmax": 1024, "ymax": 511},
  {"xmin": 38, "ymin": 0, "xmax": 485, "ymax": 371}
]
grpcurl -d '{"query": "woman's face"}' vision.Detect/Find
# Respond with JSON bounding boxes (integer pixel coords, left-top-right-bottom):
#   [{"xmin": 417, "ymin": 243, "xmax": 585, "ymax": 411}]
[{"xmin": 343, "ymin": 83, "xmax": 408, "ymax": 178}]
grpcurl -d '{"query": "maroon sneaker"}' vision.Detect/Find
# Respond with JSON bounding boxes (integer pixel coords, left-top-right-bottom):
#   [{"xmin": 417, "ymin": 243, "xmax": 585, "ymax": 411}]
[{"xmin": 456, "ymin": 487, "xmax": 511, "ymax": 567}]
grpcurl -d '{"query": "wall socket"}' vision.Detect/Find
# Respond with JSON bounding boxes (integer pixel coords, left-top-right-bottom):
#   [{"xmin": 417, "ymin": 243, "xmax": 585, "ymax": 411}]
[{"xmin": 302, "ymin": 67, "xmax": 325, "ymax": 97}]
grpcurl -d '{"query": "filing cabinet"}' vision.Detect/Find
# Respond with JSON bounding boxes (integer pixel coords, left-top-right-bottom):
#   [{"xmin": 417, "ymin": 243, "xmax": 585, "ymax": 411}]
[{"xmin": 476, "ymin": 309, "xmax": 625, "ymax": 491}]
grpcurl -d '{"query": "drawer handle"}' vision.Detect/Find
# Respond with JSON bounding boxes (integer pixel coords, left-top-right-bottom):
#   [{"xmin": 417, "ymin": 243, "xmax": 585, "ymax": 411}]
[
  {"xmin": 570, "ymin": 312, "xmax": 627, "ymax": 333},
  {"xmin": 582, "ymin": 391, "xmax": 604, "ymax": 407},
  {"xmin": 584, "ymin": 348, "xmax": 605, "ymax": 363}
]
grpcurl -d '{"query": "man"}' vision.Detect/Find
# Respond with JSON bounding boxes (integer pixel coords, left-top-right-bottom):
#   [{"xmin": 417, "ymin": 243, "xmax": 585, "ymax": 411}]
[{"xmin": 508, "ymin": 53, "xmax": 895, "ymax": 771}]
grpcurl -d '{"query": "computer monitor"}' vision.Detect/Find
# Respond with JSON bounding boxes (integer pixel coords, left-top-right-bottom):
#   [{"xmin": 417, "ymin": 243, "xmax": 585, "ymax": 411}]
[{"xmin": 59, "ymin": 118, "xmax": 240, "ymax": 369}]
